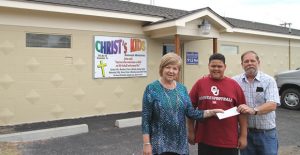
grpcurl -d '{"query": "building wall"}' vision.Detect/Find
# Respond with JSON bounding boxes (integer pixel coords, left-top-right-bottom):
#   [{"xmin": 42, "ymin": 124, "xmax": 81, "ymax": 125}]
[
  {"xmin": 2, "ymin": 7, "xmax": 300, "ymax": 125},
  {"xmin": 183, "ymin": 33, "xmax": 300, "ymax": 90},
  {"xmin": 290, "ymin": 40, "xmax": 300, "ymax": 69},
  {"xmin": 183, "ymin": 39, "xmax": 213, "ymax": 89},
  {"xmin": 0, "ymin": 9, "xmax": 162, "ymax": 125},
  {"xmin": 220, "ymin": 33, "xmax": 300, "ymax": 76}
]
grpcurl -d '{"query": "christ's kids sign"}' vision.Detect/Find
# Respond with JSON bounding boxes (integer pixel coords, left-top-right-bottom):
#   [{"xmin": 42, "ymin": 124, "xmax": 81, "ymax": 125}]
[{"xmin": 94, "ymin": 36, "xmax": 147, "ymax": 78}]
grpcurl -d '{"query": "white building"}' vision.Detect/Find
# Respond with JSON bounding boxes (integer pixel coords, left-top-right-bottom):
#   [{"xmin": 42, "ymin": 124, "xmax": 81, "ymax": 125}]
[{"xmin": 0, "ymin": 0, "xmax": 299, "ymax": 125}]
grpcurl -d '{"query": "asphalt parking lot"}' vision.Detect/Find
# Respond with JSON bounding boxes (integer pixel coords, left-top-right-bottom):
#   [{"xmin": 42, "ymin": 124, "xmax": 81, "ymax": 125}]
[{"xmin": 0, "ymin": 107, "xmax": 300, "ymax": 155}]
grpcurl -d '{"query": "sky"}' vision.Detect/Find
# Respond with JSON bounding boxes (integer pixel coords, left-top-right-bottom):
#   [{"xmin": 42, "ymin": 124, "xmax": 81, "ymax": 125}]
[{"xmin": 126, "ymin": 0, "xmax": 300, "ymax": 30}]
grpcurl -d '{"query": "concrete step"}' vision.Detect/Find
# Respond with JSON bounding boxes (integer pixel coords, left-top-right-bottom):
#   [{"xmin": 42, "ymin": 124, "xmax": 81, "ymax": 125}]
[
  {"xmin": 115, "ymin": 117, "xmax": 141, "ymax": 128},
  {"xmin": 0, "ymin": 124, "xmax": 88, "ymax": 142}
]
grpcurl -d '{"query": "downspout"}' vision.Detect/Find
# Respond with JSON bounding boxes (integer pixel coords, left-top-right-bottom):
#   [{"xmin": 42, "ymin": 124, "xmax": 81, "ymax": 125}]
[
  {"xmin": 213, "ymin": 38, "xmax": 218, "ymax": 53},
  {"xmin": 181, "ymin": 43, "xmax": 184, "ymax": 84},
  {"xmin": 289, "ymin": 38, "xmax": 291, "ymax": 70},
  {"xmin": 288, "ymin": 25, "xmax": 292, "ymax": 70},
  {"xmin": 174, "ymin": 34, "xmax": 182, "ymax": 82},
  {"xmin": 175, "ymin": 34, "xmax": 180, "ymax": 56}
]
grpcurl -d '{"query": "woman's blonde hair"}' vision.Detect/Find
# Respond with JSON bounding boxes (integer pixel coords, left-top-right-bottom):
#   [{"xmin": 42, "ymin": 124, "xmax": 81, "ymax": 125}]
[{"xmin": 159, "ymin": 52, "xmax": 182, "ymax": 76}]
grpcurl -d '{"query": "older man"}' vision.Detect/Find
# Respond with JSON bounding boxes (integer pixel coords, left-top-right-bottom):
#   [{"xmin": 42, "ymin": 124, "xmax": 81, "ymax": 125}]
[{"xmin": 233, "ymin": 51, "xmax": 280, "ymax": 155}]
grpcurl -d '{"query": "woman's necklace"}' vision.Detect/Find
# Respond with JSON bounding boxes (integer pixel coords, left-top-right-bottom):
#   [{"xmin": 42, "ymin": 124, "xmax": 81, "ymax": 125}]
[
  {"xmin": 163, "ymin": 87, "xmax": 181, "ymax": 125},
  {"xmin": 159, "ymin": 78, "xmax": 175, "ymax": 89},
  {"xmin": 160, "ymin": 79, "xmax": 180, "ymax": 114},
  {"xmin": 164, "ymin": 89, "xmax": 179, "ymax": 110}
]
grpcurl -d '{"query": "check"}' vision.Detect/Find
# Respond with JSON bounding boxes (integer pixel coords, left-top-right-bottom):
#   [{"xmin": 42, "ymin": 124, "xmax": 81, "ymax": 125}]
[{"xmin": 216, "ymin": 106, "xmax": 240, "ymax": 119}]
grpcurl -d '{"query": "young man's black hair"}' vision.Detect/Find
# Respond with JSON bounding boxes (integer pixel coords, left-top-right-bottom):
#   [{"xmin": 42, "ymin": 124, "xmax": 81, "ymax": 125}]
[{"xmin": 209, "ymin": 53, "xmax": 225, "ymax": 64}]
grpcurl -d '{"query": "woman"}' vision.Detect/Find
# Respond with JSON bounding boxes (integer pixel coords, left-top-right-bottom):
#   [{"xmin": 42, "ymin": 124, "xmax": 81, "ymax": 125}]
[{"xmin": 142, "ymin": 53, "xmax": 223, "ymax": 155}]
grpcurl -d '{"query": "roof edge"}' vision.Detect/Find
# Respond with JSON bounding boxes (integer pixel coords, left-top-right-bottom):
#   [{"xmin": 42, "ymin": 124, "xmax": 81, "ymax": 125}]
[
  {"xmin": 143, "ymin": 7, "xmax": 233, "ymax": 32},
  {"xmin": 1, "ymin": 0, "xmax": 163, "ymax": 22}
]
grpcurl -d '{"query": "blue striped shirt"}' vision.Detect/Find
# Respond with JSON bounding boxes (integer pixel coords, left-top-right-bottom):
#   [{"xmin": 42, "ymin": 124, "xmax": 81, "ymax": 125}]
[{"xmin": 233, "ymin": 71, "xmax": 280, "ymax": 129}]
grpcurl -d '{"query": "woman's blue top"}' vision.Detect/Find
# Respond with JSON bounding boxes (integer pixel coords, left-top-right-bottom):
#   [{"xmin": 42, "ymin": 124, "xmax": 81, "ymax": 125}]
[{"xmin": 142, "ymin": 80, "xmax": 204, "ymax": 155}]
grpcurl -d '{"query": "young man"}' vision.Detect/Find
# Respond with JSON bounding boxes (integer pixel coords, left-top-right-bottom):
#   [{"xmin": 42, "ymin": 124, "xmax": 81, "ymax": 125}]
[
  {"xmin": 233, "ymin": 51, "xmax": 280, "ymax": 155},
  {"xmin": 188, "ymin": 53, "xmax": 248, "ymax": 155}
]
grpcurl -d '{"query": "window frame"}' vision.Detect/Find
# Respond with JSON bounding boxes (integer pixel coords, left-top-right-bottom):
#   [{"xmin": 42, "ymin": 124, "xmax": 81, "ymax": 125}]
[
  {"xmin": 26, "ymin": 32, "xmax": 72, "ymax": 48},
  {"xmin": 220, "ymin": 44, "xmax": 239, "ymax": 55}
]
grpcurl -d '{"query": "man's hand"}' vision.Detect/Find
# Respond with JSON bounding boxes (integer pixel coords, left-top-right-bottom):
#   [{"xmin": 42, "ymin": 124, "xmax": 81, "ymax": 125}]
[
  {"xmin": 238, "ymin": 135, "xmax": 247, "ymax": 149},
  {"xmin": 187, "ymin": 119, "xmax": 196, "ymax": 145},
  {"xmin": 188, "ymin": 130, "xmax": 195, "ymax": 145},
  {"xmin": 237, "ymin": 104, "xmax": 255, "ymax": 115}
]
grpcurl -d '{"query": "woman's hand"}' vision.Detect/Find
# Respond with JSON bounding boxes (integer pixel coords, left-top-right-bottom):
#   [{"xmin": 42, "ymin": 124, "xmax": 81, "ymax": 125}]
[
  {"xmin": 143, "ymin": 144, "xmax": 152, "ymax": 155},
  {"xmin": 204, "ymin": 109, "xmax": 224, "ymax": 118}
]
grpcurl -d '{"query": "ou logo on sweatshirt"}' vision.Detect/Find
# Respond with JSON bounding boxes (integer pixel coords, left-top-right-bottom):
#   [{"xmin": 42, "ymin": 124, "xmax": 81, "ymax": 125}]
[{"xmin": 211, "ymin": 86, "xmax": 219, "ymax": 96}]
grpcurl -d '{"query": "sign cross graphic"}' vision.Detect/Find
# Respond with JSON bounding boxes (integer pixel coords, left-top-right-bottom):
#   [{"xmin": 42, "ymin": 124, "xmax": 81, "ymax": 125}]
[{"xmin": 97, "ymin": 60, "xmax": 107, "ymax": 77}]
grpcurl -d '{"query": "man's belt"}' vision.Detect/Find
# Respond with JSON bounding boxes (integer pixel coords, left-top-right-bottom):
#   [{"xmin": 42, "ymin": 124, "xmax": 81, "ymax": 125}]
[{"xmin": 248, "ymin": 128, "xmax": 275, "ymax": 132}]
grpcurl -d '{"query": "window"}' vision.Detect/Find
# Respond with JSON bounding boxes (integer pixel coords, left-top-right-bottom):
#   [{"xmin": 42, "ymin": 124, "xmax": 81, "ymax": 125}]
[
  {"xmin": 163, "ymin": 44, "xmax": 175, "ymax": 55},
  {"xmin": 220, "ymin": 45, "xmax": 239, "ymax": 54},
  {"xmin": 26, "ymin": 33, "xmax": 71, "ymax": 48}
]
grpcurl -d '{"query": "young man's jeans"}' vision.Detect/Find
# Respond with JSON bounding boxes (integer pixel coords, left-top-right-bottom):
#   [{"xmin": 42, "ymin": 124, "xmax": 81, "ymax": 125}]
[
  {"xmin": 241, "ymin": 128, "xmax": 278, "ymax": 155},
  {"xmin": 198, "ymin": 143, "xmax": 238, "ymax": 155}
]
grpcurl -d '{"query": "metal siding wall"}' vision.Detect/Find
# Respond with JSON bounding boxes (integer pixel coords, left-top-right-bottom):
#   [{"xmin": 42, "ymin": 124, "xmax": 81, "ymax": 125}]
[{"xmin": 0, "ymin": 24, "xmax": 160, "ymax": 125}]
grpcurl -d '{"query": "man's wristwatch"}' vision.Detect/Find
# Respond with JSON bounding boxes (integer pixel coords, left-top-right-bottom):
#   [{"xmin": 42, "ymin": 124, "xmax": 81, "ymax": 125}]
[{"xmin": 253, "ymin": 107, "xmax": 259, "ymax": 115}]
